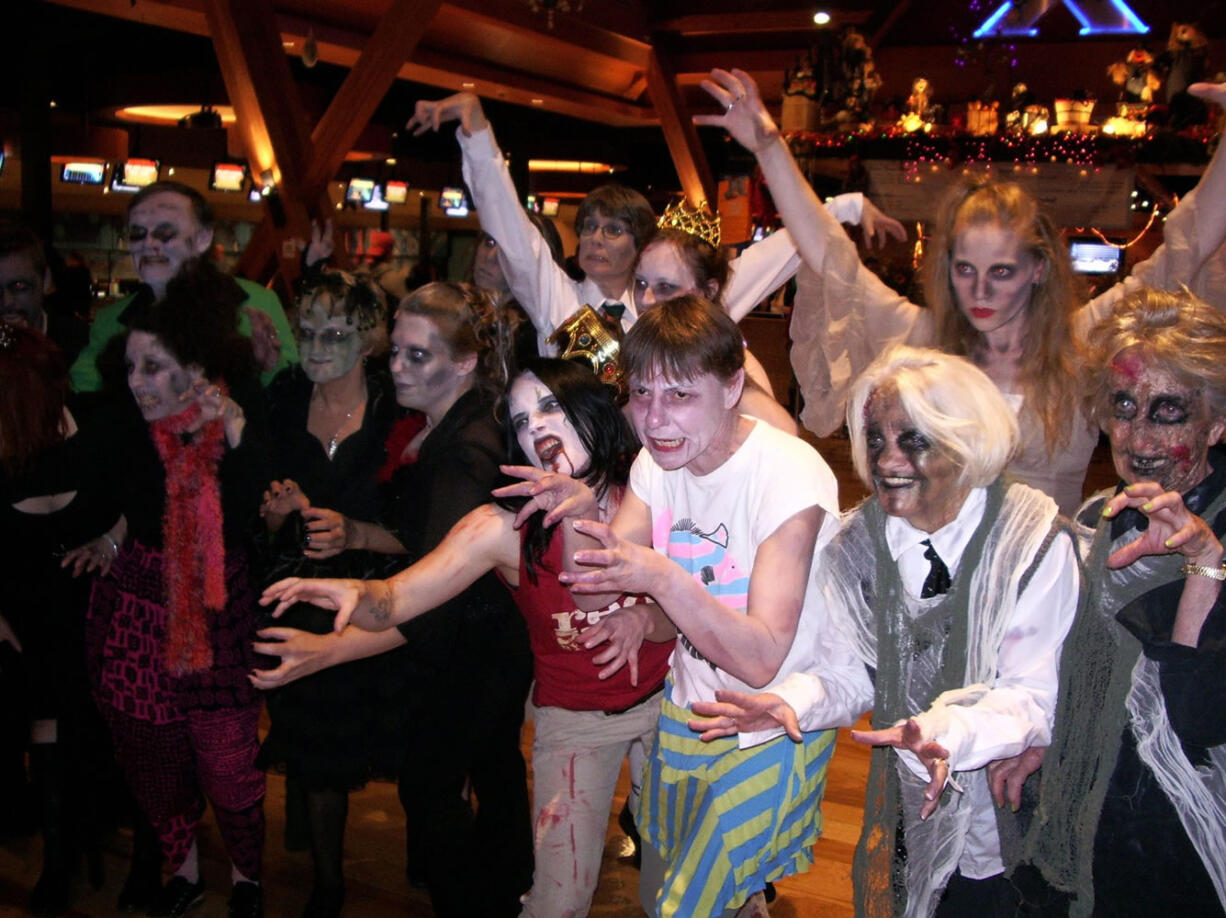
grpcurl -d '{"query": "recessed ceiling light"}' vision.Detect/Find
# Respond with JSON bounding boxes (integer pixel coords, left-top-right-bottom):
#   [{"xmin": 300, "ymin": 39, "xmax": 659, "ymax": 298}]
[{"xmin": 813, "ymin": 10, "xmax": 832, "ymax": 25}]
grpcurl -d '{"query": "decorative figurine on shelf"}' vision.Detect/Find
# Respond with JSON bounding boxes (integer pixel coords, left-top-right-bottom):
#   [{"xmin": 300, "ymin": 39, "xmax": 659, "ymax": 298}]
[
  {"xmin": 1159, "ymin": 22, "xmax": 1211, "ymax": 127},
  {"xmin": 899, "ymin": 77, "xmax": 935, "ymax": 133},
  {"xmin": 781, "ymin": 49, "xmax": 821, "ymax": 133},
  {"xmin": 1006, "ymin": 82, "xmax": 1050, "ymax": 134},
  {"xmin": 837, "ymin": 27, "xmax": 882, "ymax": 129},
  {"xmin": 1108, "ymin": 46, "xmax": 1161, "ymax": 105}
]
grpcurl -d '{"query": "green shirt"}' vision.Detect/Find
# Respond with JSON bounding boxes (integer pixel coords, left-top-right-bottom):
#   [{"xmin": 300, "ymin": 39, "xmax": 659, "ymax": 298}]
[{"xmin": 69, "ymin": 276, "xmax": 298, "ymax": 391}]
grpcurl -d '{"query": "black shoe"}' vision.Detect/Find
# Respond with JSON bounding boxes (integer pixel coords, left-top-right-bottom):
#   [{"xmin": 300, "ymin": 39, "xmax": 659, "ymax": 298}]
[
  {"xmin": 117, "ymin": 861, "xmax": 163, "ymax": 912},
  {"xmin": 148, "ymin": 876, "xmax": 205, "ymax": 917},
  {"xmin": 29, "ymin": 866, "xmax": 71, "ymax": 916},
  {"xmin": 301, "ymin": 884, "xmax": 344, "ymax": 918},
  {"xmin": 618, "ymin": 801, "xmax": 642, "ymax": 870},
  {"xmin": 228, "ymin": 881, "xmax": 263, "ymax": 918},
  {"xmin": 764, "ymin": 882, "xmax": 777, "ymax": 904}
]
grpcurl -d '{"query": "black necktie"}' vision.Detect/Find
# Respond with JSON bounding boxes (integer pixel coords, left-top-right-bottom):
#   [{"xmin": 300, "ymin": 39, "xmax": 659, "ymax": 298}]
[
  {"xmin": 920, "ymin": 539, "xmax": 951, "ymax": 598},
  {"xmin": 601, "ymin": 301, "xmax": 626, "ymax": 320}
]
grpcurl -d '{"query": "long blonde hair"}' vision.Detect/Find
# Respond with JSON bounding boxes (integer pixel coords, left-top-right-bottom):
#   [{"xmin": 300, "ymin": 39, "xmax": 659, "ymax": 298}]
[{"xmin": 921, "ymin": 178, "xmax": 1084, "ymax": 454}]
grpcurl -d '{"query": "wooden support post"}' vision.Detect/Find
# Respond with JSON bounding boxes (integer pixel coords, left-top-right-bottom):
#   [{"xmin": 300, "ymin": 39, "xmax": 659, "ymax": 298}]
[{"xmin": 645, "ymin": 48, "xmax": 716, "ymax": 208}]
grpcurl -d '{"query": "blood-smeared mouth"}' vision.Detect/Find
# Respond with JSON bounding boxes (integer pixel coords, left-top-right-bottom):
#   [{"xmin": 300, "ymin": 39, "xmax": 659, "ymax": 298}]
[{"xmin": 535, "ymin": 436, "xmax": 563, "ymax": 468}]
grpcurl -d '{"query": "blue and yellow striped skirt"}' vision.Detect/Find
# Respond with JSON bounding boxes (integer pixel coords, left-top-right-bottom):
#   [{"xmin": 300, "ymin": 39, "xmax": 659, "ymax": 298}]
[{"xmin": 637, "ymin": 686, "xmax": 837, "ymax": 917}]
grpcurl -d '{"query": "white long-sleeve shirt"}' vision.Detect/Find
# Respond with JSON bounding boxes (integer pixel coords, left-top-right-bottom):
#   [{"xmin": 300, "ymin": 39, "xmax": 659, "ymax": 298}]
[
  {"xmin": 747, "ymin": 487, "xmax": 1079, "ymax": 877},
  {"xmin": 456, "ymin": 124, "xmax": 866, "ymax": 354}
]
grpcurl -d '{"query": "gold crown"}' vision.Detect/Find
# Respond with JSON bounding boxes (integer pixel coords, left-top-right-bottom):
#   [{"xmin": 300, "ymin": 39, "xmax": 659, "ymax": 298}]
[{"xmin": 657, "ymin": 198, "xmax": 721, "ymax": 248}]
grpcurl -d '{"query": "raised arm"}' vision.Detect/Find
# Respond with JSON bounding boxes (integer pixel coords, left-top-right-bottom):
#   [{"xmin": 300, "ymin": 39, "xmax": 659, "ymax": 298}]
[
  {"xmin": 409, "ymin": 92, "xmax": 581, "ymax": 350},
  {"xmin": 1082, "ymin": 82, "xmax": 1226, "ymax": 329}
]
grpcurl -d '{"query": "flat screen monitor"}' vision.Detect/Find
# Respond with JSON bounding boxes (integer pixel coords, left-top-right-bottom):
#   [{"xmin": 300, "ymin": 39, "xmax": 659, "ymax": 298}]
[
  {"xmin": 60, "ymin": 161, "xmax": 106, "ymax": 185},
  {"xmin": 211, "ymin": 162, "xmax": 248, "ymax": 193},
  {"xmin": 363, "ymin": 184, "xmax": 389, "ymax": 211},
  {"xmin": 540, "ymin": 197, "xmax": 560, "ymax": 217},
  {"xmin": 1069, "ymin": 239, "xmax": 1121, "ymax": 275},
  {"xmin": 439, "ymin": 186, "xmax": 470, "ymax": 217},
  {"xmin": 119, "ymin": 158, "xmax": 160, "ymax": 187},
  {"xmin": 385, "ymin": 180, "xmax": 409, "ymax": 204},
  {"xmin": 346, "ymin": 177, "xmax": 375, "ymax": 204}
]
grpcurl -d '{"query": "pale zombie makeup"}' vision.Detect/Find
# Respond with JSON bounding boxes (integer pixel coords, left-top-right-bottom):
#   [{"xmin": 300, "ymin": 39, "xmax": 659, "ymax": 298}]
[
  {"xmin": 949, "ymin": 224, "xmax": 1043, "ymax": 337},
  {"xmin": 634, "ymin": 241, "xmax": 709, "ymax": 310},
  {"xmin": 296, "ymin": 295, "xmax": 365, "ymax": 385},
  {"xmin": 1105, "ymin": 346, "xmax": 1226, "ymax": 494},
  {"xmin": 125, "ymin": 330, "xmax": 197, "ymax": 422},
  {"xmin": 577, "ymin": 213, "xmax": 637, "ymax": 288},
  {"xmin": 127, "ymin": 192, "xmax": 213, "ymax": 295},
  {"xmin": 628, "ymin": 367, "xmax": 741, "ymax": 476},
  {"xmin": 508, "ymin": 372, "xmax": 591, "ymax": 477},
  {"xmin": 0, "ymin": 250, "xmax": 45, "ymax": 329},
  {"xmin": 388, "ymin": 313, "xmax": 473, "ymax": 419},
  {"xmin": 864, "ymin": 383, "xmax": 968, "ymax": 533}
]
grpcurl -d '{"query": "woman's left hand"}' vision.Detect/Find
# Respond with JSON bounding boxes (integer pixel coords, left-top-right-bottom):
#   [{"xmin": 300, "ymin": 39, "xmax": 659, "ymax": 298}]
[
  {"xmin": 249, "ymin": 626, "xmax": 337, "ymax": 689},
  {"xmin": 61, "ymin": 534, "xmax": 119, "ymax": 578},
  {"xmin": 853, "ymin": 718, "xmax": 951, "ymax": 820},
  {"xmin": 1102, "ymin": 482, "xmax": 1224, "ymax": 570},
  {"xmin": 579, "ymin": 605, "xmax": 652, "ymax": 685},
  {"xmin": 559, "ymin": 519, "xmax": 670, "ymax": 598},
  {"xmin": 492, "ymin": 464, "xmax": 599, "ymax": 529},
  {"xmin": 693, "ymin": 68, "xmax": 779, "ymax": 155},
  {"xmin": 300, "ymin": 507, "xmax": 355, "ymax": 560},
  {"xmin": 244, "ymin": 307, "xmax": 282, "ymax": 373}
]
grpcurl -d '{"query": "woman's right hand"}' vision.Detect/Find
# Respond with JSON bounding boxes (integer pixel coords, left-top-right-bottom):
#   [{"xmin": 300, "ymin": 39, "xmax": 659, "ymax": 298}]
[
  {"xmin": 406, "ymin": 92, "xmax": 489, "ymax": 137},
  {"xmin": 249, "ymin": 626, "xmax": 339, "ymax": 689},
  {"xmin": 694, "ymin": 68, "xmax": 780, "ymax": 155}
]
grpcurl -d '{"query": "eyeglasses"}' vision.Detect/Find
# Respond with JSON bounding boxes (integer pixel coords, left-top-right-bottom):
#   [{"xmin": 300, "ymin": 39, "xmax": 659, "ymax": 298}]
[
  {"xmin": 295, "ymin": 327, "xmax": 355, "ymax": 348},
  {"xmin": 579, "ymin": 220, "xmax": 630, "ymax": 242}
]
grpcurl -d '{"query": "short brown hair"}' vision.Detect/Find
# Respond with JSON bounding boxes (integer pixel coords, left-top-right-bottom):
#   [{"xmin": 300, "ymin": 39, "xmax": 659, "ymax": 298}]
[
  {"xmin": 575, "ymin": 184, "xmax": 656, "ymax": 250},
  {"xmin": 621, "ymin": 294, "xmax": 743, "ymax": 383},
  {"xmin": 129, "ymin": 180, "xmax": 214, "ymax": 228}
]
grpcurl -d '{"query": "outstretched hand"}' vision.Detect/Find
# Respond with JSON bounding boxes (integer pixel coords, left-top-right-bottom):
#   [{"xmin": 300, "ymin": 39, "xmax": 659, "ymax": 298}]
[
  {"xmin": 491, "ymin": 464, "xmax": 598, "ymax": 529},
  {"xmin": 261, "ymin": 479, "xmax": 310, "ymax": 522},
  {"xmin": 853, "ymin": 718, "xmax": 951, "ymax": 820},
  {"xmin": 295, "ymin": 219, "xmax": 335, "ymax": 269},
  {"xmin": 688, "ymin": 690, "xmax": 802, "ymax": 743},
  {"xmin": 559, "ymin": 519, "xmax": 670, "ymax": 598},
  {"xmin": 693, "ymin": 68, "xmax": 780, "ymax": 155},
  {"xmin": 1101, "ymin": 481, "xmax": 1224, "ymax": 571},
  {"xmin": 988, "ymin": 746, "xmax": 1046, "ymax": 811},
  {"xmin": 249, "ymin": 626, "xmax": 337, "ymax": 689},
  {"xmin": 406, "ymin": 92, "xmax": 489, "ymax": 137},
  {"xmin": 860, "ymin": 198, "xmax": 907, "ymax": 249},
  {"xmin": 260, "ymin": 577, "xmax": 365, "ymax": 631}
]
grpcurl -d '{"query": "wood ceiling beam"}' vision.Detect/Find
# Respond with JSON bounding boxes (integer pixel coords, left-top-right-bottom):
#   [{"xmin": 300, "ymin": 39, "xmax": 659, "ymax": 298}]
[
  {"xmin": 645, "ymin": 49, "xmax": 715, "ymax": 208},
  {"xmin": 203, "ymin": 0, "xmax": 315, "ymax": 282},
  {"xmin": 652, "ymin": 10, "xmax": 872, "ymax": 35},
  {"xmin": 303, "ymin": 0, "xmax": 444, "ymax": 192}
]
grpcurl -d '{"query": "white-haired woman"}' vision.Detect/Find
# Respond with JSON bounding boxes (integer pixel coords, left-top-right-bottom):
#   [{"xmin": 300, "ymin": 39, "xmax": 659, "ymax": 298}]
[{"xmin": 690, "ymin": 345, "xmax": 1080, "ymax": 917}]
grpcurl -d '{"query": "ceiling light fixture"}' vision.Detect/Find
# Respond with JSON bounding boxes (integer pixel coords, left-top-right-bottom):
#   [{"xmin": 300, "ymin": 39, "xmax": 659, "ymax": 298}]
[
  {"xmin": 813, "ymin": 11, "xmax": 831, "ymax": 25},
  {"xmin": 526, "ymin": 0, "xmax": 584, "ymax": 29}
]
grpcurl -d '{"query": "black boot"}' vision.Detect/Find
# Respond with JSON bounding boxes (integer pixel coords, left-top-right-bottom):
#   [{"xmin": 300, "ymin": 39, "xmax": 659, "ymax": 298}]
[
  {"xmin": 117, "ymin": 814, "xmax": 164, "ymax": 912},
  {"xmin": 302, "ymin": 788, "xmax": 348, "ymax": 918},
  {"xmin": 29, "ymin": 743, "xmax": 71, "ymax": 916}
]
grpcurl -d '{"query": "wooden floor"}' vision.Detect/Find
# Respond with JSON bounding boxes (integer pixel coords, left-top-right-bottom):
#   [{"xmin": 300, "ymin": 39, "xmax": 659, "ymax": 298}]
[{"xmin": 0, "ymin": 432, "xmax": 1118, "ymax": 917}]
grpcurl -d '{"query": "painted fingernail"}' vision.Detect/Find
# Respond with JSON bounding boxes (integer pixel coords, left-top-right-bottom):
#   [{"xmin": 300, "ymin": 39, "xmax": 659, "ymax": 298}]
[
  {"xmin": 1142, "ymin": 502, "xmax": 1154, "ymax": 512},
  {"xmin": 1164, "ymin": 538, "xmax": 1175, "ymax": 548},
  {"xmin": 1102, "ymin": 505, "xmax": 1114, "ymax": 517}
]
